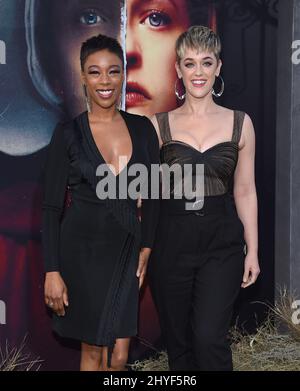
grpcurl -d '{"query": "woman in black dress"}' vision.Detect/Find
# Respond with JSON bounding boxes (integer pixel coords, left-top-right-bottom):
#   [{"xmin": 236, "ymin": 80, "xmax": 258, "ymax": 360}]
[
  {"xmin": 42, "ymin": 35, "xmax": 159, "ymax": 371},
  {"xmin": 148, "ymin": 26, "xmax": 260, "ymax": 371}
]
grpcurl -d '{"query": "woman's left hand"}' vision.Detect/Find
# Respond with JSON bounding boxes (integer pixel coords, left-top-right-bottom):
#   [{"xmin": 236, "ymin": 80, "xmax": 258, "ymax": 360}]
[
  {"xmin": 241, "ymin": 252, "xmax": 260, "ymax": 288},
  {"xmin": 136, "ymin": 248, "xmax": 151, "ymax": 289}
]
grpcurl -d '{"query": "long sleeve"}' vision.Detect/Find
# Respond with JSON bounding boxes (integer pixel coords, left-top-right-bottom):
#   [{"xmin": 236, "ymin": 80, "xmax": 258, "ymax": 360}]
[
  {"xmin": 140, "ymin": 116, "xmax": 160, "ymax": 249},
  {"xmin": 42, "ymin": 123, "xmax": 70, "ymax": 272}
]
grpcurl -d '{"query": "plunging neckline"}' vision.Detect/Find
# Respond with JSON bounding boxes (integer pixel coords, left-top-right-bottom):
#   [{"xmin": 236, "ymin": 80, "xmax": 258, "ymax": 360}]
[
  {"xmin": 85, "ymin": 110, "xmax": 134, "ymax": 177},
  {"xmin": 163, "ymin": 111, "xmax": 237, "ymax": 154}
]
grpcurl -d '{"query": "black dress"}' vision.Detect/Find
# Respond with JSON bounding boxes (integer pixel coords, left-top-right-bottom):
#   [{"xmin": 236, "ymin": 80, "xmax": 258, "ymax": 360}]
[{"xmin": 42, "ymin": 110, "xmax": 159, "ymax": 363}]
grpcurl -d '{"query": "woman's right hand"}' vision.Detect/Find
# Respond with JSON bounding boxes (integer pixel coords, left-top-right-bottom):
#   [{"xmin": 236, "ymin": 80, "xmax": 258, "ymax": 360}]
[{"xmin": 44, "ymin": 272, "xmax": 69, "ymax": 316}]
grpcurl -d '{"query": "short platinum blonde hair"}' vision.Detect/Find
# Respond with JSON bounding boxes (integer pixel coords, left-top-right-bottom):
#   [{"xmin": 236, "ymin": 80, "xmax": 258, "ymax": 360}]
[{"xmin": 175, "ymin": 25, "xmax": 221, "ymax": 63}]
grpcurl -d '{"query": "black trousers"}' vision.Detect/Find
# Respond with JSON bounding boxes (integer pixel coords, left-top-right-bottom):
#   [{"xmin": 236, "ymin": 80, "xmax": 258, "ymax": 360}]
[{"xmin": 148, "ymin": 194, "xmax": 245, "ymax": 371}]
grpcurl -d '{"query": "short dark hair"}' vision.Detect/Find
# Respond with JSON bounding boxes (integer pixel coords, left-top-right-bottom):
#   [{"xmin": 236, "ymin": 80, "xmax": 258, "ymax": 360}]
[{"xmin": 80, "ymin": 34, "xmax": 124, "ymax": 71}]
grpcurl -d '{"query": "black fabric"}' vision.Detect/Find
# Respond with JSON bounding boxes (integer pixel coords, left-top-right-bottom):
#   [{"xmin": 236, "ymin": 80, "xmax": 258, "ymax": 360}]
[
  {"xmin": 42, "ymin": 110, "xmax": 160, "ymax": 271},
  {"xmin": 156, "ymin": 110, "xmax": 245, "ymax": 197},
  {"xmin": 42, "ymin": 110, "xmax": 160, "ymax": 360},
  {"xmin": 149, "ymin": 111, "xmax": 246, "ymax": 370},
  {"xmin": 148, "ymin": 195, "xmax": 245, "ymax": 370}
]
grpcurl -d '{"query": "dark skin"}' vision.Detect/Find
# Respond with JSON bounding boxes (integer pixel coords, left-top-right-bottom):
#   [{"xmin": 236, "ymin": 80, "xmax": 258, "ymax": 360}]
[
  {"xmin": 50, "ymin": 0, "xmax": 121, "ymax": 118},
  {"xmin": 44, "ymin": 49, "xmax": 151, "ymax": 371},
  {"xmin": 84, "ymin": 51, "xmax": 132, "ymax": 176}
]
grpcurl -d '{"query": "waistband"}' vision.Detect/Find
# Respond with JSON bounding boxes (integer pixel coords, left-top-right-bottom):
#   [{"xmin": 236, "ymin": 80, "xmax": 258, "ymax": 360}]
[{"xmin": 160, "ymin": 193, "xmax": 237, "ymax": 216}]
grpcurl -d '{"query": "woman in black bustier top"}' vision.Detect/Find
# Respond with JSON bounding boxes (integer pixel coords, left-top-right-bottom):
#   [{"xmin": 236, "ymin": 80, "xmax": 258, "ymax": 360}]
[{"xmin": 148, "ymin": 26, "xmax": 260, "ymax": 371}]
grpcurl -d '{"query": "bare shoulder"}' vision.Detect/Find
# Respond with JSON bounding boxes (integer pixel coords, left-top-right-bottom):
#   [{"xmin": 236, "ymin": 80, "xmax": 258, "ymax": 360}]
[
  {"xmin": 217, "ymin": 106, "xmax": 255, "ymax": 148},
  {"xmin": 218, "ymin": 106, "xmax": 233, "ymax": 115},
  {"xmin": 168, "ymin": 107, "xmax": 184, "ymax": 119},
  {"xmin": 242, "ymin": 112, "xmax": 255, "ymax": 137},
  {"xmin": 240, "ymin": 112, "xmax": 255, "ymax": 149},
  {"xmin": 216, "ymin": 107, "xmax": 255, "ymax": 147},
  {"xmin": 243, "ymin": 112, "xmax": 254, "ymax": 128}
]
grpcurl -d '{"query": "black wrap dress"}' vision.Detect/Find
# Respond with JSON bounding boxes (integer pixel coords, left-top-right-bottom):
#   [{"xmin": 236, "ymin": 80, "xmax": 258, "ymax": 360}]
[{"xmin": 42, "ymin": 110, "xmax": 159, "ymax": 364}]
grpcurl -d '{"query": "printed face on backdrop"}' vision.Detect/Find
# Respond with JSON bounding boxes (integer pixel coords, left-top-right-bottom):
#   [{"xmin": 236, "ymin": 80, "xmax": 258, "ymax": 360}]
[
  {"xmin": 0, "ymin": 0, "xmax": 59, "ymax": 156},
  {"xmin": 49, "ymin": 0, "xmax": 123, "ymax": 117},
  {"xmin": 0, "ymin": 0, "xmax": 220, "ymax": 368},
  {"xmin": 0, "ymin": 0, "xmax": 212, "ymax": 156},
  {"xmin": 0, "ymin": 0, "xmax": 123, "ymax": 156},
  {"xmin": 125, "ymin": 0, "xmax": 190, "ymax": 117}
]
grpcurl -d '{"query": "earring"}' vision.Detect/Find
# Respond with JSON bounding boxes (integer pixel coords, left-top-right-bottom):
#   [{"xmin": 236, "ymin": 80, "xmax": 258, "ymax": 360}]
[
  {"xmin": 175, "ymin": 78, "xmax": 186, "ymax": 100},
  {"xmin": 118, "ymin": 83, "xmax": 125, "ymax": 111},
  {"xmin": 83, "ymin": 84, "xmax": 92, "ymax": 113},
  {"xmin": 117, "ymin": 96, "xmax": 123, "ymax": 111},
  {"xmin": 212, "ymin": 75, "xmax": 224, "ymax": 97}
]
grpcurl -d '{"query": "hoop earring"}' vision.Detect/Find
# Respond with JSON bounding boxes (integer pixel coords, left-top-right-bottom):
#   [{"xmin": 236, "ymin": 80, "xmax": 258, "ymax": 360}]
[
  {"xmin": 212, "ymin": 75, "xmax": 224, "ymax": 98},
  {"xmin": 175, "ymin": 78, "xmax": 186, "ymax": 100},
  {"xmin": 83, "ymin": 84, "xmax": 92, "ymax": 113}
]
